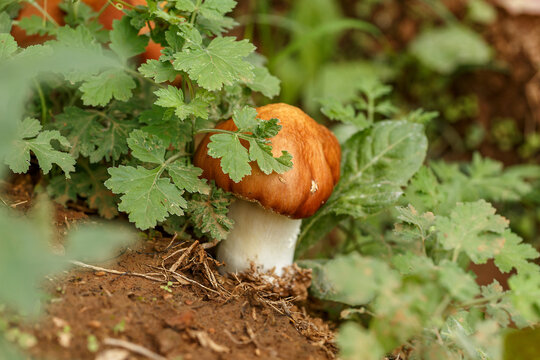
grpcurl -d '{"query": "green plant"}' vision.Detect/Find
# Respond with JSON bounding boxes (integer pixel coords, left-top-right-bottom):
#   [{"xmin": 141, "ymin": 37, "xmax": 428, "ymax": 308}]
[{"xmin": 298, "ymin": 85, "xmax": 540, "ymax": 359}]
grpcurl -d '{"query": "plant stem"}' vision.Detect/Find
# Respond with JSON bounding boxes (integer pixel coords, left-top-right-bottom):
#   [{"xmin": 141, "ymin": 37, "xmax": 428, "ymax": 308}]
[
  {"xmin": 27, "ymin": 0, "xmax": 60, "ymax": 27},
  {"xmin": 34, "ymin": 79, "xmax": 48, "ymax": 125}
]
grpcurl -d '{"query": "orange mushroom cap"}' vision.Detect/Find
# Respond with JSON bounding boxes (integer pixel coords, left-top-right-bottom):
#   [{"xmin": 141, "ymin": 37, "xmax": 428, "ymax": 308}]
[{"xmin": 194, "ymin": 103, "xmax": 341, "ymax": 219}]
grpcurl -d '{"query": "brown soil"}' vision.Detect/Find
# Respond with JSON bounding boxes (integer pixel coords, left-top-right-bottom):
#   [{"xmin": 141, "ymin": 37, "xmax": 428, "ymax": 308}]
[
  {"xmin": 21, "ymin": 238, "xmax": 335, "ymax": 360},
  {"xmin": 1, "ymin": 175, "xmax": 335, "ymax": 360}
]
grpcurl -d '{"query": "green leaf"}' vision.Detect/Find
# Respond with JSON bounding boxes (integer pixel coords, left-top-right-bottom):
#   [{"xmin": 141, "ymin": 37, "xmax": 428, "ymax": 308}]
[
  {"xmin": 167, "ymin": 161, "xmax": 210, "ymax": 194},
  {"xmin": 188, "ymin": 184, "xmax": 233, "ymax": 241},
  {"xmin": 139, "ymin": 59, "xmax": 178, "ymax": 83},
  {"xmin": 4, "ymin": 118, "xmax": 75, "ymax": 177},
  {"xmin": 65, "ymin": 223, "xmax": 134, "ymax": 262},
  {"xmin": 80, "ymin": 69, "xmax": 136, "ymax": 106},
  {"xmin": 0, "ymin": 33, "xmax": 17, "ymax": 60},
  {"xmin": 232, "ymin": 106, "xmax": 258, "ymax": 130},
  {"xmin": 88, "ymin": 116, "xmax": 138, "ymax": 163},
  {"xmin": 494, "ymin": 231, "xmax": 539, "ymax": 274},
  {"xmin": 207, "ymin": 133, "xmax": 251, "ymax": 182},
  {"xmin": 105, "ymin": 165, "xmax": 187, "ymax": 230},
  {"xmin": 436, "ymin": 200, "xmax": 508, "ymax": 264},
  {"xmin": 53, "ymin": 107, "xmax": 102, "ymax": 159},
  {"xmin": 154, "ymin": 86, "xmax": 212, "ymax": 120},
  {"xmin": 302, "ymin": 253, "xmax": 399, "ymax": 306},
  {"xmin": 392, "ymin": 252, "xmax": 435, "ymax": 276},
  {"xmin": 337, "ymin": 322, "xmax": 384, "ymax": 360},
  {"xmin": 0, "ymin": 11, "xmax": 12, "ymax": 33},
  {"xmin": 110, "ymin": 17, "xmax": 148, "ymax": 61},
  {"xmin": 331, "ymin": 120, "xmax": 427, "ymax": 218},
  {"xmin": 198, "ymin": 0, "xmax": 236, "ymax": 20},
  {"xmin": 173, "ymin": 36, "xmax": 255, "ymax": 90},
  {"xmin": 126, "ymin": 129, "xmax": 166, "ymax": 164},
  {"xmin": 17, "ymin": 15, "xmax": 57, "ymax": 36},
  {"xmin": 246, "ymin": 66, "xmax": 280, "ymax": 98},
  {"xmin": 298, "ymin": 121, "xmax": 427, "ymax": 254},
  {"xmin": 481, "ymin": 281, "xmax": 527, "ymax": 328},
  {"xmin": 438, "ymin": 260, "xmax": 480, "ymax": 302},
  {"xmin": 320, "ymin": 98, "xmax": 370, "ymax": 129},
  {"xmin": 410, "ymin": 25, "xmax": 492, "ymax": 73},
  {"xmin": 248, "ymin": 139, "xmax": 292, "ymax": 175},
  {"xmin": 508, "ymin": 271, "xmax": 540, "ymax": 324},
  {"xmin": 175, "ymin": 0, "xmax": 196, "ymax": 12}
]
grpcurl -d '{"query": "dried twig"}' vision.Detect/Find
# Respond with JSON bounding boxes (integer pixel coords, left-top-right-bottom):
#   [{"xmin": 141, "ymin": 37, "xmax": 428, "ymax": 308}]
[
  {"xmin": 169, "ymin": 240, "xmax": 198, "ymax": 272},
  {"xmin": 188, "ymin": 330, "xmax": 230, "ymax": 353},
  {"xmin": 103, "ymin": 338, "xmax": 166, "ymax": 360},
  {"xmin": 69, "ymin": 261, "xmax": 166, "ymax": 282}
]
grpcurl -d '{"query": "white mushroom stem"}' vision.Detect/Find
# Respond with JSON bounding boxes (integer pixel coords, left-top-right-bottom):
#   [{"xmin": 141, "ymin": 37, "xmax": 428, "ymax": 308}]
[{"xmin": 217, "ymin": 199, "xmax": 302, "ymax": 276}]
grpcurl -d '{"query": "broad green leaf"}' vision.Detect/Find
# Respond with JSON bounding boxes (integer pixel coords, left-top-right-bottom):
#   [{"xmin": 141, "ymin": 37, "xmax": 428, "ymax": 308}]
[
  {"xmin": 188, "ymin": 185, "xmax": 234, "ymax": 241},
  {"xmin": 207, "ymin": 133, "xmax": 251, "ymax": 182},
  {"xmin": 4, "ymin": 118, "xmax": 75, "ymax": 177},
  {"xmin": 246, "ymin": 66, "xmax": 280, "ymax": 98},
  {"xmin": 154, "ymin": 85, "xmax": 184, "ymax": 108},
  {"xmin": 438, "ymin": 260, "xmax": 480, "ymax": 302},
  {"xmin": 139, "ymin": 59, "xmax": 177, "ymax": 83},
  {"xmin": 80, "ymin": 69, "xmax": 136, "ymax": 106},
  {"xmin": 0, "ymin": 11, "xmax": 11, "ymax": 33},
  {"xmin": 436, "ymin": 200, "xmax": 508, "ymax": 264},
  {"xmin": 167, "ymin": 162, "xmax": 210, "ymax": 194},
  {"xmin": 338, "ymin": 322, "xmax": 384, "ymax": 360},
  {"xmin": 175, "ymin": 0, "xmax": 196, "ymax": 11},
  {"xmin": 320, "ymin": 98, "xmax": 370, "ymax": 129},
  {"xmin": 494, "ymin": 231, "xmax": 539, "ymax": 274},
  {"xmin": 65, "ymin": 223, "xmax": 134, "ymax": 262},
  {"xmin": 392, "ymin": 252, "xmax": 434, "ymax": 276},
  {"xmin": 330, "ymin": 120, "xmax": 427, "ymax": 218},
  {"xmin": 199, "ymin": 0, "xmax": 236, "ymax": 20},
  {"xmin": 0, "ymin": 33, "xmax": 17, "ymax": 59},
  {"xmin": 173, "ymin": 36, "xmax": 255, "ymax": 90},
  {"xmin": 298, "ymin": 121, "xmax": 427, "ymax": 254},
  {"xmin": 410, "ymin": 25, "xmax": 492, "ymax": 74},
  {"xmin": 110, "ymin": 17, "xmax": 148, "ymax": 61},
  {"xmin": 126, "ymin": 129, "xmax": 166, "ymax": 164},
  {"xmin": 302, "ymin": 253, "xmax": 399, "ymax": 306},
  {"xmin": 253, "ymin": 117, "xmax": 282, "ymax": 139},
  {"xmin": 248, "ymin": 139, "xmax": 292, "ymax": 175},
  {"xmin": 105, "ymin": 165, "xmax": 187, "ymax": 230}
]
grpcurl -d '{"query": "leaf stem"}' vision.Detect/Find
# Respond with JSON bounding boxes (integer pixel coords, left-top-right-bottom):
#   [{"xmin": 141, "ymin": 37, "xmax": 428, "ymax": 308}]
[
  {"xmin": 33, "ymin": 79, "xmax": 48, "ymax": 125},
  {"xmin": 27, "ymin": 0, "xmax": 60, "ymax": 27}
]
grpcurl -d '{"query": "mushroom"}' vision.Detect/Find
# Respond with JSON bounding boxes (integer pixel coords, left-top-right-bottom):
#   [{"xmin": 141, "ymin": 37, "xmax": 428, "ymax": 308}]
[{"xmin": 194, "ymin": 103, "xmax": 341, "ymax": 275}]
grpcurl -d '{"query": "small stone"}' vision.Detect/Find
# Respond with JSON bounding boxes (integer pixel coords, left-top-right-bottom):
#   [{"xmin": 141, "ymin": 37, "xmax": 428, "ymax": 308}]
[
  {"xmin": 163, "ymin": 293, "xmax": 173, "ymax": 300},
  {"xmin": 184, "ymin": 299, "xmax": 194, "ymax": 305},
  {"xmin": 88, "ymin": 320, "xmax": 102, "ymax": 329},
  {"xmin": 94, "ymin": 271, "xmax": 106, "ymax": 277},
  {"xmin": 208, "ymin": 328, "xmax": 215, "ymax": 334},
  {"xmin": 155, "ymin": 329, "xmax": 182, "ymax": 354}
]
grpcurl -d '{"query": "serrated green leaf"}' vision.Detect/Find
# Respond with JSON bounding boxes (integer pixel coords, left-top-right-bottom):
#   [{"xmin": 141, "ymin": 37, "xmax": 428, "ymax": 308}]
[
  {"xmin": 232, "ymin": 106, "xmax": 258, "ymax": 130},
  {"xmin": 248, "ymin": 139, "xmax": 292, "ymax": 175},
  {"xmin": 438, "ymin": 260, "xmax": 480, "ymax": 302},
  {"xmin": 302, "ymin": 253, "xmax": 399, "ymax": 306},
  {"xmin": 199, "ymin": 0, "xmax": 236, "ymax": 20},
  {"xmin": 436, "ymin": 200, "xmax": 508, "ymax": 264},
  {"xmin": 17, "ymin": 15, "xmax": 57, "ymax": 36},
  {"xmin": 0, "ymin": 33, "xmax": 17, "ymax": 60},
  {"xmin": 188, "ymin": 185, "xmax": 233, "ymax": 241},
  {"xmin": 110, "ymin": 17, "xmax": 148, "ymax": 61},
  {"xmin": 494, "ymin": 231, "xmax": 539, "ymax": 274},
  {"xmin": 246, "ymin": 66, "xmax": 280, "ymax": 98},
  {"xmin": 508, "ymin": 271, "xmax": 540, "ymax": 324},
  {"xmin": 253, "ymin": 117, "xmax": 281, "ymax": 138},
  {"xmin": 80, "ymin": 69, "xmax": 136, "ymax": 106},
  {"xmin": 154, "ymin": 86, "xmax": 212, "ymax": 120},
  {"xmin": 88, "ymin": 116, "xmax": 138, "ymax": 163},
  {"xmin": 173, "ymin": 36, "xmax": 255, "ymax": 90},
  {"xmin": 167, "ymin": 161, "xmax": 210, "ymax": 194},
  {"xmin": 481, "ymin": 281, "xmax": 527, "ymax": 328},
  {"xmin": 392, "ymin": 252, "xmax": 434, "ymax": 276},
  {"xmin": 175, "ymin": 0, "xmax": 196, "ymax": 12},
  {"xmin": 105, "ymin": 165, "xmax": 187, "ymax": 230},
  {"xmin": 126, "ymin": 129, "xmax": 166, "ymax": 164},
  {"xmin": 207, "ymin": 133, "xmax": 251, "ymax": 182},
  {"xmin": 0, "ymin": 12, "xmax": 12, "ymax": 33},
  {"xmin": 320, "ymin": 98, "xmax": 370, "ymax": 129},
  {"xmin": 410, "ymin": 25, "xmax": 492, "ymax": 74},
  {"xmin": 139, "ymin": 59, "xmax": 177, "ymax": 83},
  {"xmin": 54, "ymin": 107, "xmax": 101, "ymax": 158},
  {"xmin": 4, "ymin": 118, "xmax": 75, "ymax": 177}
]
